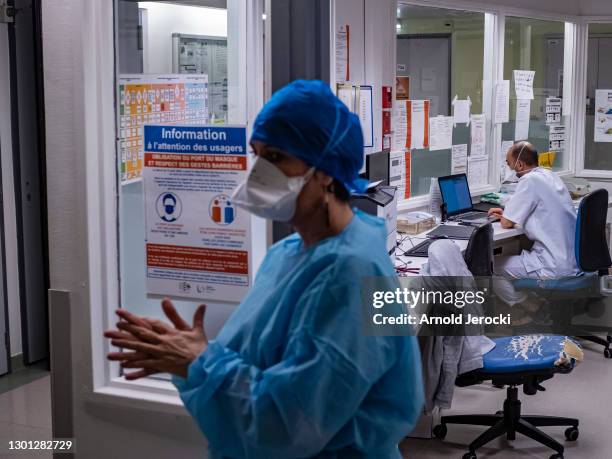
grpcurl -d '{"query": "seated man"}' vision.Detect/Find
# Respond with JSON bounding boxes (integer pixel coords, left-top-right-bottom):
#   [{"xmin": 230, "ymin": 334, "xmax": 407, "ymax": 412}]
[{"xmin": 488, "ymin": 141, "xmax": 579, "ymax": 305}]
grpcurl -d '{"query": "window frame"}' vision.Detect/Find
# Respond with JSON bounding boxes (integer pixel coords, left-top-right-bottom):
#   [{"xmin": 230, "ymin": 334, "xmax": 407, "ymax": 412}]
[
  {"xmin": 574, "ymin": 17, "xmax": 612, "ymax": 179},
  {"xmin": 84, "ymin": 0, "xmax": 265, "ymax": 411},
  {"xmin": 394, "ymin": 0, "xmax": 578, "ymax": 210}
]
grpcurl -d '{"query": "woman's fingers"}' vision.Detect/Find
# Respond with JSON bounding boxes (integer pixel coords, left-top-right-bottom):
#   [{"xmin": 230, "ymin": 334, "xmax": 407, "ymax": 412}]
[
  {"xmin": 107, "ymin": 351, "xmax": 149, "ymax": 361},
  {"xmin": 104, "ymin": 330, "xmax": 137, "ymax": 341},
  {"xmin": 115, "ymin": 309, "xmax": 152, "ymax": 329},
  {"xmin": 116, "ymin": 322, "xmax": 163, "ymax": 344},
  {"xmin": 161, "ymin": 298, "xmax": 191, "ymax": 331},
  {"xmin": 110, "ymin": 338, "xmax": 162, "ymax": 355},
  {"xmin": 143, "ymin": 318, "xmax": 172, "ymax": 334},
  {"xmin": 193, "ymin": 304, "xmax": 206, "ymax": 331},
  {"xmin": 121, "ymin": 359, "xmax": 162, "ymax": 369},
  {"xmin": 124, "ymin": 368, "xmax": 157, "ymax": 381}
]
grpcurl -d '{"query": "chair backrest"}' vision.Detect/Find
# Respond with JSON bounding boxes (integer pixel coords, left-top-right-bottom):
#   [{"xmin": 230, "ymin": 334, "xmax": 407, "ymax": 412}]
[
  {"xmin": 464, "ymin": 223, "xmax": 493, "ymax": 276},
  {"xmin": 575, "ymin": 188, "xmax": 612, "ymax": 272}
]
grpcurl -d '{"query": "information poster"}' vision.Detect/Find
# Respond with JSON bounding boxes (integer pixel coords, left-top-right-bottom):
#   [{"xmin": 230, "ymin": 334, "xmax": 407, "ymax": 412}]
[
  {"xmin": 428, "ymin": 116, "xmax": 453, "ymax": 151},
  {"xmin": 495, "ymin": 80, "xmax": 510, "ymax": 124},
  {"xmin": 594, "ymin": 89, "xmax": 612, "ymax": 143},
  {"xmin": 389, "ymin": 150, "xmax": 411, "ymax": 200},
  {"xmin": 513, "ymin": 70, "xmax": 535, "ymax": 100},
  {"xmin": 382, "ymin": 86, "xmax": 393, "ymax": 150},
  {"xmin": 468, "ymin": 156, "xmax": 488, "ymax": 187},
  {"xmin": 545, "ymin": 97, "xmax": 562, "ymax": 125},
  {"xmin": 143, "ymin": 125, "xmax": 250, "ymax": 302},
  {"xmin": 393, "ymin": 100, "xmax": 430, "ymax": 150},
  {"xmin": 119, "ymin": 74, "xmax": 209, "ymax": 184},
  {"xmin": 452, "ymin": 96, "xmax": 471, "ymax": 125},
  {"xmin": 470, "ymin": 114, "xmax": 486, "ymax": 157},
  {"xmin": 359, "ymin": 85, "xmax": 374, "ymax": 147},
  {"xmin": 335, "ymin": 25, "xmax": 350, "ymax": 83},
  {"xmin": 549, "ymin": 125, "xmax": 566, "ymax": 151},
  {"xmin": 515, "ymin": 99, "xmax": 531, "ymax": 141},
  {"xmin": 396, "ymin": 76, "xmax": 410, "ymax": 100},
  {"xmin": 451, "ymin": 144, "xmax": 468, "ymax": 174},
  {"xmin": 337, "ymin": 83, "xmax": 358, "ymax": 113}
]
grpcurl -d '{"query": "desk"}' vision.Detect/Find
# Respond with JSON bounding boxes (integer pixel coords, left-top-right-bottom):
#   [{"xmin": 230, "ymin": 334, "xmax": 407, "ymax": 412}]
[
  {"xmin": 396, "ymin": 197, "xmax": 612, "ymax": 275},
  {"xmin": 395, "ymin": 221, "xmax": 523, "ymax": 275}
]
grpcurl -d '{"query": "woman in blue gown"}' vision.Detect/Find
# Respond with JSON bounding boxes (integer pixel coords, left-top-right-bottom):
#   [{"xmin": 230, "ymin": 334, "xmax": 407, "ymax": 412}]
[{"xmin": 105, "ymin": 80, "xmax": 423, "ymax": 458}]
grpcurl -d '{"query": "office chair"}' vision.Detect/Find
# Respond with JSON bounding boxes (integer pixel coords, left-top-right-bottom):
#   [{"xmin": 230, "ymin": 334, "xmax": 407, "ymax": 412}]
[
  {"xmin": 463, "ymin": 222, "xmax": 493, "ymax": 276},
  {"xmin": 435, "ymin": 223, "xmax": 580, "ymax": 459},
  {"xmin": 433, "ymin": 336, "xmax": 579, "ymax": 459},
  {"xmin": 571, "ymin": 188, "xmax": 612, "ymax": 355},
  {"xmin": 512, "ymin": 188, "xmax": 612, "ymax": 356}
]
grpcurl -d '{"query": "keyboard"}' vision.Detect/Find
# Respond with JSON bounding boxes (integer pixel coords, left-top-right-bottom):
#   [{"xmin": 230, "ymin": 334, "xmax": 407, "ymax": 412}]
[
  {"xmin": 403, "ymin": 239, "xmax": 434, "ymax": 257},
  {"xmin": 457, "ymin": 211, "xmax": 488, "ymax": 221},
  {"xmin": 426, "ymin": 224, "xmax": 475, "ymax": 240}
]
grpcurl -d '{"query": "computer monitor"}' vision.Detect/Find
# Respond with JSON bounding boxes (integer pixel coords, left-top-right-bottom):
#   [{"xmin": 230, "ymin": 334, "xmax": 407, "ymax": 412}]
[
  {"xmin": 437, "ymin": 173, "xmax": 474, "ymax": 216},
  {"xmin": 365, "ymin": 150, "xmax": 390, "ymax": 186}
]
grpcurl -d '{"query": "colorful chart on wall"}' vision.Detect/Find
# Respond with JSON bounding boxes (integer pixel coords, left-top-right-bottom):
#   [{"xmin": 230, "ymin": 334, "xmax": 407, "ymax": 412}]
[
  {"xmin": 118, "ymin": 74, "xmax": 209, "ymax": 184},
  {"xmin": 142, "ymin": 125, "xmax": 250, "ymax": 302}
]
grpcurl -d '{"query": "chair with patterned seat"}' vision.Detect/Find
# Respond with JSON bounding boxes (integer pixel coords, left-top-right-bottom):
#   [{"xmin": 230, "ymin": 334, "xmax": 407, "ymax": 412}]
[{"xmin": 433, "ymin": 334, "xmax": 581, "ymax": 459}]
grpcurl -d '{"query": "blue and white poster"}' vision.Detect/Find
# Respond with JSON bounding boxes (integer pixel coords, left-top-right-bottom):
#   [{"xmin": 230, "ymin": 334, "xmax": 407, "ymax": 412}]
[{"xmin": 143, "ymin": 125, "xmax": 250, "ymax": 302}]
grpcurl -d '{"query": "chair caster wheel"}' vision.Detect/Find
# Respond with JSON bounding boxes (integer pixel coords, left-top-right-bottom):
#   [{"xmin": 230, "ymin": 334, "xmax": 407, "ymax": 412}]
[
  {"xmin": 565, "ymin": 427, "xmax": 579, "ymax": 441},
  {"xmin": 549, "ymin": 454, "xmax": 563, "ymax": 459},
  {"xmin": 433, "ymin": 424, "xmax": 447, "ymax": 439},
  {"xmin": 463, "ymin": 452, "xmax": 477, "ymax": 459},
  {"xmin": 604, "ymin": 348, "xmax": 612, "ymax": 359}
]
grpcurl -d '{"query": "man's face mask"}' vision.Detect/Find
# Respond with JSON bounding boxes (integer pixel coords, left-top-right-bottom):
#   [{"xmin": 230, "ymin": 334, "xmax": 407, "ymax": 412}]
[
  {"xmin": 503, "ymin": 144, "xmax": 528, "ymax": 183},
  {"xmin": 231, "ymin": 156, "xmax": 315, "ymax": 221}
]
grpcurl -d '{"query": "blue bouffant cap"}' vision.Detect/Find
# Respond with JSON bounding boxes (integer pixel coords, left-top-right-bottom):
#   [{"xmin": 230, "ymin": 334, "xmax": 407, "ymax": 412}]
[{"xmin": 250, "ymin": 80, "xmax": 367, "ymax": 193}]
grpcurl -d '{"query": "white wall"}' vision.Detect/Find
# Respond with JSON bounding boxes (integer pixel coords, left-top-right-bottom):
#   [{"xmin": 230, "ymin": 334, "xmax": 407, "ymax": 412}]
[
  {"xmin": 334, "ymin": 0, "xmax": 396, "ymax": 153},
  {"xmin": 0, "ymin": 24, "xmax": 22, "ymax": 358},
  {"xmin": 139, "ymin": 2, "xmax": 227, "ymax": 74}
]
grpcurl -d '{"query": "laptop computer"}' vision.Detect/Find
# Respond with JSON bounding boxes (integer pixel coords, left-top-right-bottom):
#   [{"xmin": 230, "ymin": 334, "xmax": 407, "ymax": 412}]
[{"xmin": 437, "ymin": 174, "xmax": 499, "ymax": 223}]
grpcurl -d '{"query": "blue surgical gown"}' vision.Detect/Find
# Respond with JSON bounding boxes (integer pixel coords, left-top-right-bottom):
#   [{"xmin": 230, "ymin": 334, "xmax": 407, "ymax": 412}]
[{"xmin": 173, "ymin": 209, "xmax": 424, "ymax": 458}]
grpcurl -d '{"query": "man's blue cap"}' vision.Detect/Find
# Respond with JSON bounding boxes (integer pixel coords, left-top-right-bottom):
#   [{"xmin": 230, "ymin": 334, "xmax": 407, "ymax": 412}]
[{"xmin": 250, "ymin": 80, "xmax": 367, "ymax": 193}]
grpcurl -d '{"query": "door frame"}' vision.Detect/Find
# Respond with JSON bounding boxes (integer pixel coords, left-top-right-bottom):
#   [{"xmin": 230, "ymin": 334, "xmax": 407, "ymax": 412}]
[
  {"xmin": 7, "ymin": 0, "xmax": 49, "ymax": 365},
  {"xmin": 0, "ymin": 21, "xmax": 13, "ymax": 376}
]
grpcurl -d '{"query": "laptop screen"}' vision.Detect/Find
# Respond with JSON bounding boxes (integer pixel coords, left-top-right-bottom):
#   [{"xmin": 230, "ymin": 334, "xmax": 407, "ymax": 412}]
[{"xmin": 438, "ymin": 174, "xmax": 473, "ymax": 216}]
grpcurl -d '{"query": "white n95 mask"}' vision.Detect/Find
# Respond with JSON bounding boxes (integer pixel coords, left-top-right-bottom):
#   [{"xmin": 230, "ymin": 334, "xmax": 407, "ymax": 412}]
[
  {"xmin": 231, "ymin": 156, "xmax": 315, "ymax": 221},
  {"xmin": 503, "ymin": 142, "xmax": 528, "ymax": 183},
  {"xmin": 503, "ymin": 165, "xmax": 519, "ymax": 183}
]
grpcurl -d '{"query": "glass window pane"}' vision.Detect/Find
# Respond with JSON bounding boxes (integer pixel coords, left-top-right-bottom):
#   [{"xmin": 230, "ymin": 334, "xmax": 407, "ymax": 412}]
[
  {"xmin": 502, "ymin": 17, "xmax": 566, "ymax": 171},
  {"xmin": 584, "ymin": 23, "xmax": 612, "ymax": 171},
  {"xmin": 115, "ymin": 1, "xmax": 246, "ymax": 334},
  {"xmin": 396, "ymin": 4, "xmax": 485, "ymax": 198}
]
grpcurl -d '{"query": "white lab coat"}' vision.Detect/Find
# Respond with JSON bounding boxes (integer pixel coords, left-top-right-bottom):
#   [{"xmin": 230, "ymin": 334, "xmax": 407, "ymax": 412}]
[
  {"xmin": 502, "ymin": 167, "xmax": 579, "ymax": 277},
  {"xmin": 421, "ymin": 239, "xmax": 496, "ymax": 412}
]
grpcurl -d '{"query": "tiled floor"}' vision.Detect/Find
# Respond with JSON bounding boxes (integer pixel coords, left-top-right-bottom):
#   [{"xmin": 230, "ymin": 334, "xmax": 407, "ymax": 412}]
[
  {"xmin": 400, "ymin": 341, "xmax": 612, "ymax": 458},
  {"xmin": 2, "ymin": 343, "xmax": 612, "ymax": 458},
  {"xmin": 0, "ymin": 365, "xmax": 51, "ymax": 459}
]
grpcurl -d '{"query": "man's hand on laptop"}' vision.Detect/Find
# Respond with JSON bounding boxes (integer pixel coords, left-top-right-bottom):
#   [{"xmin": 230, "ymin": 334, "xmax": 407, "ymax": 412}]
[{"xmin": 488, "ymin": 207, "xmax": 503, "ymax": 217}]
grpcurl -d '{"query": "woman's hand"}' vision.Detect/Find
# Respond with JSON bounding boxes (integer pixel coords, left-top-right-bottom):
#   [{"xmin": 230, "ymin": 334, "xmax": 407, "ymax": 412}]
[{"xmin": 105, "ymin": 299, "xmax": 208, "ymax": 380}]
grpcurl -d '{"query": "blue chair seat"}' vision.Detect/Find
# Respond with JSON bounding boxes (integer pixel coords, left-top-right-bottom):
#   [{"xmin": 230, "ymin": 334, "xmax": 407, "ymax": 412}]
[
  {"xmin": 481, "ymin": 335, "xmax": 576, "ymax": 373},
  {"xmin": 513, "ymin": 272, "xmax": 597, "ymax": 292}
]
